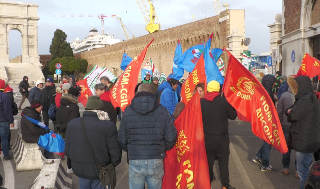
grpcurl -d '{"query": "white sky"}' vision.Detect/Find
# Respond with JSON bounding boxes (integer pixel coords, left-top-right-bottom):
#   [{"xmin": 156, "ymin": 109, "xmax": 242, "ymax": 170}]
[{"xmin": 7, "ymin": 0, "xmax": 282, "ymax": 58}]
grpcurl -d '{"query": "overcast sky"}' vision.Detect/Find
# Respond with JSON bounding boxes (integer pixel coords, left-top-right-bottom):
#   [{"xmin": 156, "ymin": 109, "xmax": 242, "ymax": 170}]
[{"xmin": 7, "ymin": 0, "xmax": 282, "ymax": 59}]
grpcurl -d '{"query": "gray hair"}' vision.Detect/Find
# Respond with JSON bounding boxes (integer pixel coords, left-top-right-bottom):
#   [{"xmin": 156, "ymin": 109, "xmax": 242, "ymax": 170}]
[
  {"xmin": 100, "ymin": 76, "xmax": 111, "ymax": 83},
  {"xmin": 137, "ymin": 83, "xmax": 154, "ymax": 93},
  {"xmin": 94, "ymin": 83, "xmax": 109, "ymax": 91}
]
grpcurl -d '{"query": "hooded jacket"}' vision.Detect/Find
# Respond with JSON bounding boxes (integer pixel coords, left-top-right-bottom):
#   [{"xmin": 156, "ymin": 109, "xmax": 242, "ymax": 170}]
[
  {"xmin": 56, "ymin": 94, "xmax": 80, "ymax": 134},
  {"xmin": 40, "ymin": 84, "xmax": 56, "ymax": 111},
  {"xmin": 261, "ymin": 74, "xmax": 277, "ymax": 104},
  {"xmin": 160, "ymin": 86, "xmax": 178, "ymax": 115},
  {"xmin": 28, "ymin": 85, "xmax": 42, "ymax": 103},
  {"xmin": 118, "ymin": 92, "xmax": 177, "ymax": 160},
  {"xmin": 21, "ymin": 107, "xmax": 48, "ymax": 143},
  {"xmin": 287, "ymin": 76, "xmax": 320, "ymax": 153},
  {"xmin": 276, "ymin": 88, "xmax": 295, "ymax": 128},
  {"xmin": 19, "ymin": 76, "xmax": 29, "ymax": 95},
  {"xmin": 277, "ymin": 81, "xmax": 289, "ymax": 99},
  {"xmin": 100, "ymin": 91, "xmax": 117, "ymax": 125}
]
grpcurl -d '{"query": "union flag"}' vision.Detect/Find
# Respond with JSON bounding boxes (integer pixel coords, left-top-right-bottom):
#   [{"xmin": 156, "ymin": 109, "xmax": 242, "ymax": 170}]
[
  {"xmin": 76, "ymin": 78, "xmax": 93, "ymax": 107},
  {"xmin": 296, "ymin": 53, "xmax": 320, "ymax": 78}
]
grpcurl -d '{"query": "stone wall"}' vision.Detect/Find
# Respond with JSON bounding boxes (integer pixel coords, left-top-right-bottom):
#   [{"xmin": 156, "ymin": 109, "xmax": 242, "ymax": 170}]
[
  {"xmin": 79, "ymin": 10, "xmax": 233, "ymax": 78},
  {"xmin": 283, "ymin": 0, "xmax": 302, "ymax": 35},
  {"xmin": 311, "ymin": 0, "xmax": 320, "ymax": 25},
  {"xmin": 9, "ymin": 55, "xmax": 22, "ymax": 63}
]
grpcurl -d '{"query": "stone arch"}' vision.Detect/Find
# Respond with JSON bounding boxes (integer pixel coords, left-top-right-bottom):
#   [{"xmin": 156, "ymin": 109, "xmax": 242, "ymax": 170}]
[{"xmin": 302, "ymin": 0, "xmax": 318, "ymax": 29}]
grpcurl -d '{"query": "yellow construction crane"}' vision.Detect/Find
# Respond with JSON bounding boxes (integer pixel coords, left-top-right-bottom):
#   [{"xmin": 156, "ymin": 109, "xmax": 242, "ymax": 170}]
[
  {"xmin": 136, "ymin": 0, "xmax": 160, "ymax": 33},
  {"xmin": 117, "ymin": 17, "xmax": 135, "ymax": 40},
  {"xmin": 212, "ymin": 0, "xmax": 229, "ymax": 14}
]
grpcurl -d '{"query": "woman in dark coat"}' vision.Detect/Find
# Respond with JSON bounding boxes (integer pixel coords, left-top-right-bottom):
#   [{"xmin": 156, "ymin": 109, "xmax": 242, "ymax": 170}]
[{"xmin": 18, "ymin": 76, "xmax": 29, "ymax": 110}]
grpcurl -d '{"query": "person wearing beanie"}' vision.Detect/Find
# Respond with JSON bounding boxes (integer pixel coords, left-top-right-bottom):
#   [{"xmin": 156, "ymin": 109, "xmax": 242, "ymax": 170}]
[
  {"xmin": 160, "ymin": 78, "xmax": 179, "ymax": 116},
  {"xmin": 94, "ymin": 83, "xmax": 117, "ymax": 124},
  {"xmin": 28, "ymin": 80, "xmax": 44, "ymax": 103},
  {"xmin": 277, "ymin": 75, "xmax": 289, "ymax": 99},
  {"xmin": 200, "ymin": 80, "xmax": 237, "ymax": 189},
  {"xmin": 65, "ymin": 95, "xmax": 122, "ymax": 188},
  {"xmin": 151, "ymin": 76, "xmax": 159, "ymax": 94},
  {"xmin": 39, "ymin": 77, "xmax": 56, "ymax": 126},
  {"xmin": 18, "ymin": 76, "xmax": 30, "ymax": 110}
]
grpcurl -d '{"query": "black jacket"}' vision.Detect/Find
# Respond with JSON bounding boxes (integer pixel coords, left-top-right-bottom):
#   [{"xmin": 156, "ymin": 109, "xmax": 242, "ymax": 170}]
[
  {"xmin": 40, "ymin": 85, "xmax": 56, "ymax": 111},
  {"xmin": 65, "ymin": 111, "xmax": 122, "ymax": 180},
  {"xmin": 19, "ymin": 76, "xmax": 29, "ymax": 95},
  {"xmin": 0, "ymin": 91, "xmax": 14, "ymax": 124},
  {"xmin": 200, "ymin": 95, "xmax": 237, "ymax": 141},
  {"xmin": 56, "ymin": 94, "xmax": 80, "ymax": 133},
  {"xmin": 261, "ymin": 74, "xmax": 277, "ymax": 105},
  {"xmin": 287, "ymin": 76, "xmax": 320, "ymax": 153},
  {"xmin": 118, "ymin": 92, "xmax": 177, "ymax": 160},
  {"xmin": 21, "ymin": 107, "xmax": 48, "ymax": 143}
]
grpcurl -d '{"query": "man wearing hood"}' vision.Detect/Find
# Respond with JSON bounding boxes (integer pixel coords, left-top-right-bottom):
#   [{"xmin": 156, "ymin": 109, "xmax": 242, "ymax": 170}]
[
  {"xmin": 201, "ymin": 80, "xmax": 237, "ymax": 189},
  {"xmin": 277, "ymin": 75, "xmax": 289, "ymax": 99},
  {"xmin": 39, "ymin": 78, "xmax": 56, "ymax": 126},
  {"xmin": 18, "ymin": 76, "xmax": 30, "ymax": 110},
  {"xmin": 118, "ymin": 83, "xmax": 177, "ymax": 189},
  {"xmin": 28, "ymin": 80, "xmax": 43, "ymax": 103},
  {"xmin": 160, "ymin": 78, "xmax": 179, "ymax": 116},
  {"xmin": 287, "ymin": 76, "xmax": 320, "ymax": 189}
]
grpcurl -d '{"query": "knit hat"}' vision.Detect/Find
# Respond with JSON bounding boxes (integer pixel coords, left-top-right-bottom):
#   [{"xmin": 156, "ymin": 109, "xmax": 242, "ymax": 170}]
[
  {"xmin": 207, "ymin": 80, "xmax": 220, "ymax": 92},
  {"xmin": 47, "ymin": 77, "xmax": 54, "ymax": 83},
  {"xmin": 68, "ymin": 87, "xmax": 80, "ymax": 97},
  {"xmin": 30, "ymin": 100, "xmax": 42, "ymax": 109},
  {"xmin": 281, "ymin": 75, "xmax": 287, "ymax": 81},
  {"xmin": 86, "ymin": 96, "xmax": 103, "ymax": 110},
  {"xmin": 62, "ymin": 83, "xmax": 71, "ymax": 91},
  {"xmin": 152, "ymin": 77, "xmax": 159, "ymax": 81}
]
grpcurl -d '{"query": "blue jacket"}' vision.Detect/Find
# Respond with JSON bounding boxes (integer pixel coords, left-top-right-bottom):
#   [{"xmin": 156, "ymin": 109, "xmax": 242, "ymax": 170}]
[
  {"xmin": 28, "ymin": 87, "xmax": 41, "ymax": 103},
  {"xmin": 0, "ymin": 91, "xmax": 14, "ymax": 124},
  {"xmin": 277, "ymin": 81, "xmax": 289, "ymax": 99},
  {"xmin": 158, "ymin": 81, "xmax": 181, "ymax": 101},
  {"xmin": 160, "ymin": 86, "xmax": 178, "ymax": 115},
  {"xmin": 118, "ymin": 92, "xmax": 177, "ymax": 160}
]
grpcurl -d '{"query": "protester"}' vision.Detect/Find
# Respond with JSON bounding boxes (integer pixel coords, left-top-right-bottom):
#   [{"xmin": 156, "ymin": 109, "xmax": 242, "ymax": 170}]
[
  {"xmin": 65, "ymin": 96, "xmax": 122, "ymax": 188},
  {"xmin": 18, "ymin": 76, "xmax": 30, "ymax": 110},
  {"xmin": 287, "ymin": 76, "xmax": 320, "ymax": 189},
  {"xmin": 160, "ymin": 78, "xmax": 179, "ymax": 116},
  {"xmin": 274, "ymin": 71, "xmax": 282, "ymax": 93},
  {"xmin": 276, "ymin": 86, "xmax": 295, "ymax": 175},
  {"xmin": 118, "ymin": 83, "xmax": 177, "ymax": 189},
  {"xmin": 94, "ymin": 83, "xmax": 117, "ymax": 125},
  {"xmin": 0, "ymin": 79, "xmax": 14, "ymax": 160},
  {"xmin": 100, "ymin": 76, "xmax": 112, "ymax": 88},
  {"xmin": 158, "ymin": 77, "xmax": 182, "ymax": 102},
  {"xmin": 39, "ymin": 78, "xmax": 56, "ymax": 126},
  {"xmin": 277, "ymin": 75, "xmax": 289, "ymax": 99},
  {"xmin": 252, "ymin": 74, "xmax": 277, "ymax": 171},
  {"xmin": 28, "ymin": 80, "xmax": 43, "ymax": 103},
  {"xmin": 193, "ymin": 83, "xmax": 205, "ymax": 98},
  {"xmin": 200, "ymin": 80, "xmax": 237, "ymax": 189},
  {"xmin": 56, "ymin": 83, "xmax": 71, "ymax": 109},
  {"xmin": 63, "ymin": 76, "xmax": 70, "ymax": 84},
  {"xmin": 173, "ymin": 102, "xmax": 185, "ymax": 120},
  {"xmin": 142, "ymin": 73, "xmax": 152, "ymax": 83},
  {"xmin": 151, "ymin": 76, "xmax": 159, "ymax": 93},
  {"xmin": 3, "ymin": 83, "xmax": 16, "ymax": 149}
]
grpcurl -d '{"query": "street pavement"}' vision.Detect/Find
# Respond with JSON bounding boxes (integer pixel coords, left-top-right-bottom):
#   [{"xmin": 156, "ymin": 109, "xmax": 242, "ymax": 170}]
[{"xmin": 0, "ymin": 85, "xmax": 300, "ymax": 189}]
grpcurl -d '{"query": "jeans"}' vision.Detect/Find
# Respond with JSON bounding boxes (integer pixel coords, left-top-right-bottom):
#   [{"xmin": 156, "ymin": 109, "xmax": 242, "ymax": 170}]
[
  {"xmin": 256, "ymin": 141, "xmax": 272, "ymax": 167},
  {"xmin": 296, "ymin": 152, "xmax": 314, "ymax": 189},
  {"xmin": 0, "ymin": 122, "xmax": 10, "ymax": 157},
  {"xmin": 129, "ymin": 159, "xmax": 164, "ymax": 189},
  {"xmin": 282, "ymin": 127, "xmax": 291, "ymax": 169},
  {"xmin": 78, "ymin": 177, "xmax": 110, "ymax": 189}
]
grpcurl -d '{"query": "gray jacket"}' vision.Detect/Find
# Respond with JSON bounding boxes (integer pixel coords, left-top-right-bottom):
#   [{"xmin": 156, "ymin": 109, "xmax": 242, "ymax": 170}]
[{"xmin": 277, "ymin": 88, "xmax": 295, "ymax": 128}]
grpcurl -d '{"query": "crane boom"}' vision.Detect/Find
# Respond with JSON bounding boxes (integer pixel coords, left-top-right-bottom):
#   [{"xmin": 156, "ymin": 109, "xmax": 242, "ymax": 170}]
[
  {"xmin": 136, "ymin": 0, "xmax": 160, "ymax": 33},
  {"xmin": 117, "ymin": 17, "xmax": 129, "ymax": 40}
]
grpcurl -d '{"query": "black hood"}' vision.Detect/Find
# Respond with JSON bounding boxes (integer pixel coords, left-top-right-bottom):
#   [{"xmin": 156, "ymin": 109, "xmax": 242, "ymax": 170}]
[
  {"xmin": 130, "ymin": 92, "xmax": 158, "ymax": 115},
  {"xmin": 23, "ymin": 76, "xmax": 28, "ymax": 80},
  {"xmin": 261, "ymin": 74, "xmax": 276, "ymax": 92},
  {"xmin": 60, "ymin": 94, "xmax": 78, "ymax": 106},
  {"xmin": 21, "ymin": 107, "xmax": 39, "ymax": 117},
  {"xmin": 294, "ymin": 76, "xmax": 313, "ymax": 99}
]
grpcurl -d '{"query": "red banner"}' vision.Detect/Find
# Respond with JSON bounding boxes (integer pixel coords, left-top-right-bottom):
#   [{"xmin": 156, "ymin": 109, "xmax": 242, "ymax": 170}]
[
  {"xmin": 162, "ymin": 93, "xmax": 211, "ymax": 189},
  {"xmin": 110, "ymin": 39, "xmax": 154, "ymax": 112},
  {"xmin": 181, "ymin": 54, "xmax": 207, "ymax": 105},
  {"xmin": 296, "ymin": 53, "xmax": 320, "ymax": 78},
  {"xmin": 76, "ymin": 78, "xmax": 93, "ymax": 107},
  {"xmin": 223, "ymin": 51, "xmax": 288, "ymax": 154}
]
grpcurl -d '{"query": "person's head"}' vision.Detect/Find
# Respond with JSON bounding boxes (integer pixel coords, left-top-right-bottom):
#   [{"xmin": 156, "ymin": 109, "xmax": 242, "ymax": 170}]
[
  {"xmin": 35, "ymin": 80, "xmax": 44, "ymax": 89},
  {"xmin": 85, "ymin": 96, "xmax": 103, "ymax": 110},
  {"xmin": 280, "ymin": 75, "xmax": 287, "ymax": 83},
  {"xmin": 63, "ymin": 76, "xmax": 70, "ymax": 83},
  {"xmin": 152, "ymin": 77, "xmax": 159, "ymax": 85},
  {"xmin": 168, "ymin": 78, "xmax": 179, "ymax": 91},
  {"xmin": 194, "ymin": 83, "xmax": 205, "ymax": 98},
  {"xmin": 0, "ymin": 79, "xmax": 5, "ymax": 91},
  {"xmin": 276, "ymin": 71, "xmax": 281, "ymax": 78},
  {"xmin": 145, "ymin": 74, "xmax": 151, "ymax": 81},
  {"xmin": 173, "ymin": 102, "xmax": 185, "ymax": 119},
  {"xmin": 46, "ymin": 78, "xmax": 54, "ymax": 86},
  {"xmin": 100, "ymin": 76, "xmax": 111, "ymax": 85},
  {"xmin": 262, "ymin": 74, "xmax": 277, "ymax": 90},
  {"xmin": 94, "ymin": 83, "xmax": 108, "ymax": 97},
  {"xmin": 207, "ymin": 80, "xmax": 220, "ymax": 93},
  {"xmin": 68, "ymin": 87, "xmax": 80, "ymax": 98},
  {"xmin": 23, "ymin": 76, "xmax": 28, "ymax": 81},
  {"xmin": 30, "ymin": 100, "xmax": 42, "ymax": 113},
  {"xmin": 137, "ymin": 83, "xmax": 154, "ymax": 93},
  {"xmin": 62, "ymin": 83, "xmax": 71, "ymax": 93}
]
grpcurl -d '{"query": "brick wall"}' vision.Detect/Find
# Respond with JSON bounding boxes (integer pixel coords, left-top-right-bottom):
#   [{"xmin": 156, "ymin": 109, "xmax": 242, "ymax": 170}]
[
  {"xmin": 79, "ymin": 11, "xmax": 231, "ymax": 78},
  {"xmin": 311, "ymin": 0, "xmax": 320, "ymax": 25},
  {"xmin": 284, "ymin": 0, "xmax": 302, "ymax": 35}
]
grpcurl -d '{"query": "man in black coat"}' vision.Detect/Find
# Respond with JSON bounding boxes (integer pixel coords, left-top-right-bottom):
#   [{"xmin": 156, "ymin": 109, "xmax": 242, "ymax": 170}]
[
  {"xmin": 118, "ymin": 83, "xmax": 177, "ymax": 189},
  {"xmin": 65, "ymin": 96, "xmax": 121, "ymax": 188},
  {"xmin": 201, "ymin": 80, "xmax": 237, "ymax": 189},
  {"xmin": 287, "ymin": 76, "xmax": 320, "ymax": 189},
  {"xmin": 18, "ymin": 76, "xmax": 30, "ymax": 110},
  {"xmin": 39, "ymin": 78, "xmax": 56, "ymax": 126}
]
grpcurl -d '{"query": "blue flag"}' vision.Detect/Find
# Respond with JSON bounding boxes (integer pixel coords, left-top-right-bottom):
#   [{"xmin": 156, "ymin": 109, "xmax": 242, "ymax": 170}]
[
  {"xmin": 141, "ymin": 69, "xmax": 152, "ymax": 79},
  {"xmin": 172, "ymin": 40, "xmax": 184, "ymax": 80},
  {"xmin": 120, "ymin": 52, "xmax": 133, "ymax": 71},
  {"xmin": 177, "ymin": 44, "xmax": 204, "ymax": 73},
  {"xmin": 204, "ymin": 35, "xmax": 224, "ymax": 84}
]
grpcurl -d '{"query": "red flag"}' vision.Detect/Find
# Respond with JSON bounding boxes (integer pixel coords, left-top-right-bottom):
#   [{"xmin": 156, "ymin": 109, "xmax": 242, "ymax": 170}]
[
  {"xmin": 162, "ymin": 93, "xmax": 211, "ymax": 189},
  {"xmin": 181, "ymin": 54, "xmax": 207, "ymax": 105},
  {"xmin": 296, "ymin": 53, "xmax": 320, "ymax": 78},
  {"xmin": 110, "ymin": 39, "xmax": 154, "ymax": 112},
  {"xmin": 76, "ymin": 78, "xmax": 93, "ymax": 107},
  {"xmin": 223, "ymin": 51, "xmax": 288, "ymax": 154}
]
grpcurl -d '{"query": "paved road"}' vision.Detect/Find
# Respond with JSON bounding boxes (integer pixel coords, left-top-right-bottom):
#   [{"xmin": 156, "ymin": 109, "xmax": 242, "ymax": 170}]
[{"xmin": 0, "ymin": 85, "xmax": 300, "ymax": 189}]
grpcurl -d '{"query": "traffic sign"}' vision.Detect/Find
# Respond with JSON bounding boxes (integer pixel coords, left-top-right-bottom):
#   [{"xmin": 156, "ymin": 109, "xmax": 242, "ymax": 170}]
[
  {"xmin": 55, "ymin": 69, "xmax": 62, "ymax": 75},
  {"xmin": 291, "ymin": 50, "xmax": 295, "ymax": 63},
  {"xmin": 267, "ymin": 56, "xmax": 272, "ymax": 67},
  {"xmin": 55, "ymin": 63, "xmax": 62, "ymax": 69}
]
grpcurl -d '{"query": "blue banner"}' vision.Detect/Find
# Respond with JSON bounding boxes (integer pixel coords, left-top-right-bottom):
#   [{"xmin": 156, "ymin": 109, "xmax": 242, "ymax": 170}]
[
  {"xmin": 172, "ymin": 41, "xmax": 184, "ymax": 80},
  {"xmin": 121, "ymin": 52, "xmax": 133, "ymax": 71},
  {"xmin": 177, "ymin": 44, "xmax": 204, "ymax": 73}
]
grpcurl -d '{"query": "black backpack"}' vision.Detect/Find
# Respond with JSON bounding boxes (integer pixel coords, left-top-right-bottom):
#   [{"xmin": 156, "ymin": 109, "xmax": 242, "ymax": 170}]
[{"xmin": 12, "ymin": 101, "xmax": 18, "ymax": 115}]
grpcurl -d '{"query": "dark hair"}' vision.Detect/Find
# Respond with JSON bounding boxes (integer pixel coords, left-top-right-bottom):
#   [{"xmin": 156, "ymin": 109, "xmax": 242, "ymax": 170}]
[
  {"xmin": 167, "ymin": 78, "xmax": 179, "ymax": 86},
  {"xmin": 194, "ymin": 83, "xmax": 205, "ymax": 93},
  {"xmin": 100, "ymin": 76, "xmax": 111, "ymax": 83},
  {"xmin": 94, "ymin": 83, "xmax": 109, "ymax": 91}
]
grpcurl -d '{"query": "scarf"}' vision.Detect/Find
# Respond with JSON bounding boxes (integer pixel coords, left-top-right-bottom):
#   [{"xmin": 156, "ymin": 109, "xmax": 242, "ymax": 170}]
[
  {"xmin": 203, "ymin": 92, "xmax": 220, "ymax": 101},
  {"xmin": 87, "ymin": 110, "xmax": 110, "ymax": 121}
]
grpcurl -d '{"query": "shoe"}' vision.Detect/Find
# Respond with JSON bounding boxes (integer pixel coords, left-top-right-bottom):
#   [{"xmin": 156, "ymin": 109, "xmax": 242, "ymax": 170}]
[
  {"xmin": 3, "ymin": 156, "xmax": 12, "ymax": 160},
  {"xmin": 295, "ymin": 172, "xmax": 299, "ymax": 179},
  {"xmin": 67, "ymin": 168, "xmax": 74, "ymax": 174},
  {"xmin": 282, "ymin": 169, "xmax": 289, "ymax": 175},
  {"xmin": 260, "ymin": 165, "xmax": 276, "ymax": 172},
  {"xmin": 222, "ymin": 185, "xmax": 236, "ymax": 189},
  {"xmin": 252, "ymin": 156, "xmax": 262, "ymax": 164}
]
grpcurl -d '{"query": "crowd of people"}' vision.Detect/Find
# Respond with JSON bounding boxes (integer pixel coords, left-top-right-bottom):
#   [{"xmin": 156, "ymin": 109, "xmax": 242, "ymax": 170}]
[{"xmin": 0, "ymin": 70, "xmax": 319, "ymax": 189}]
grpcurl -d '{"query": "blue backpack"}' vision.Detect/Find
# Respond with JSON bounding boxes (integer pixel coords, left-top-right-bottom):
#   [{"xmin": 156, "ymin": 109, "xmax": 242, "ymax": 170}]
[{"xmin": 48, "ymin": 104, "xmax": 57, "ymax": 121}]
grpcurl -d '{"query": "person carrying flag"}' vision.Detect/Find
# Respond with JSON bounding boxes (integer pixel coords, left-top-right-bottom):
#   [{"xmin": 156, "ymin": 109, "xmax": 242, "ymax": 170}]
[{"xmin": 160, "ymin": 78, "xmax": 179, "ymax": 116}]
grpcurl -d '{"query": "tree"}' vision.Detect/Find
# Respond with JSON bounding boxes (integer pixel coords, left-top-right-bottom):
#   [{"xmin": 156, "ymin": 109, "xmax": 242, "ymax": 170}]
[
  {"xmin": 49, "ymin": 57, "xmax": 88, "ymax": 76},
  {"xmin": 49, "ymin": 29, "xmax": 73, "ymax": 60}
]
